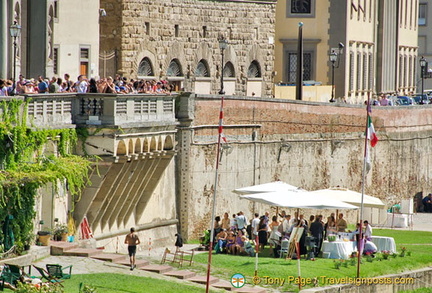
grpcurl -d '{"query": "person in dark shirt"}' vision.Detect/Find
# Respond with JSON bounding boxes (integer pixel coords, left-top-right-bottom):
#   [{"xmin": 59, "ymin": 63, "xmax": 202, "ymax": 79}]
[{"xmin": 309, "ymin": 215, "xmax": 324, "ymax": 256}]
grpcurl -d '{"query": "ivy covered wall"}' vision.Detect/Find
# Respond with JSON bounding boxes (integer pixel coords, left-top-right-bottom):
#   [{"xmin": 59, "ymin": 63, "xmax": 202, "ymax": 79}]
[{"xmin": 0, "ymin": 99, "xmax": 93, "ymax": 250}]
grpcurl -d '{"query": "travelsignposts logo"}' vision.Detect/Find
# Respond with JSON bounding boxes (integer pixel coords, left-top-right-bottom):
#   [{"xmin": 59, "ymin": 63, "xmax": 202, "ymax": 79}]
[{"xmin": 231, "ymin": 273, "xmax": 246, "ymax": 288}]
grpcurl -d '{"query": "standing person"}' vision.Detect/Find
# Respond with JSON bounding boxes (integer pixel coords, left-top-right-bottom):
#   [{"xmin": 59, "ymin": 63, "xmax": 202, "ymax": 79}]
[
  {"xmin": 257, "ymin": 216, "xmax": 268, "ymax": 251},
  {"xmin": 336, "ymin": 213, "xmax": 347, "ymax": 232},
  {"xmin": 64, "ymin": 74, "xmax": 74, "ymax": 92},
  {"xmin": 363, "ymin": 220, "xmax": 373, "ymax": 241},
  {"xmin": 251, "ymin": 213, "xmax": 260, "ymax": 239},
  {"xmin": 221, "ymin": 212, "xmax": 230, "ymax": 230},
  {"xmin": 309, "ymin": 215, "xmax": 324, "ymax": 256},
  {"xmin": 235, "ymin": 211, "xmax": 247, "ymax": 233},
  {"xmin": 76, "ymin": 75, "xmax": 88, "ymax": 93},
  {"xmin": 124, "ymin": 227, "xmax": 140, "ymax": 270}
]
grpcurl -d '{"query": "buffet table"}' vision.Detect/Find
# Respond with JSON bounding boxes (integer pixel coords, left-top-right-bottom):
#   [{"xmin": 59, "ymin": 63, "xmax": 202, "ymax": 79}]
[
  {"xmin": 370, "ymin": 236, "xmax": 396, "ymax": 253},
  {"xmin": 322, "ymin": 240, "xmax": 357, "ymax": 259},
  {"xmin": 385, "ymin": 213, "xmax": 409, "ymax": 228}
]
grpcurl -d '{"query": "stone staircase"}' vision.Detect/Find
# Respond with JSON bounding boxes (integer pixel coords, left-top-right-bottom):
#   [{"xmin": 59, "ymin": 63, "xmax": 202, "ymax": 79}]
[{"xmin": 50, "ymin": 242, "xmax": 267, "ymax": 292}]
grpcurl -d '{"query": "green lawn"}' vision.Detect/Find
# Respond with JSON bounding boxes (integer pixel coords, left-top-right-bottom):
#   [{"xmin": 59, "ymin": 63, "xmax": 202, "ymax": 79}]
[
  {"xmin": 4, "ymin": 273, "xmax": 221, "ymax": 293},
  {"xmin": 189, "ymin": 229, "xmax": 432, "ymax": 292},
  {"xmin": 3, "ymin": 229, "xmax": 430, "ymax": 292}
]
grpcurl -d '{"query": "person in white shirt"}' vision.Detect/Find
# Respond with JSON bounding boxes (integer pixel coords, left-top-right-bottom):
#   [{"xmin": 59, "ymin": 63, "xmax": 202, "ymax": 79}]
[
  {"xmin": 0, "ymin": 79, "xmax": 8, "ymax": 96},
  {"xmin": 235, "ymin": 211, "xmax": 247, "ymax": 232},
  {"xmin": 363, "ymin": 220, "xmax": 373, "ymax": 241},
  {"xmin": 76, "ymin": 75, "xmax": 88, "ymax": 93},
  {"xmin": 251, "ymin": 213, "xmax": 260, "ymax": 237}
]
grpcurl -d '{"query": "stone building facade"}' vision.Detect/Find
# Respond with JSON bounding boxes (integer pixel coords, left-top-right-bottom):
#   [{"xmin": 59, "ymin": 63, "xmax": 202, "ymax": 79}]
[
  {"xmin": 176, "ymin": 95, "xmax": 432, "ymax": 239},
  {"xmin": 0, "ymin": 0, "xmax": 100, "ymax": 80},
  {"xmin": 274, "ymin": 0, "xmax": 419, "ymax": 104},
  {"xmin": 99, "ymin": 0, "xmax": 277, "ymax": 97}
]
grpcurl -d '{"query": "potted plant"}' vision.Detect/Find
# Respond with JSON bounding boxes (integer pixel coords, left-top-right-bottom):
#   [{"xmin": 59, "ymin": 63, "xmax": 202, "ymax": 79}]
[{"xmin": 53, "ymin": 224, "xmax": 68, "ymax": 241}]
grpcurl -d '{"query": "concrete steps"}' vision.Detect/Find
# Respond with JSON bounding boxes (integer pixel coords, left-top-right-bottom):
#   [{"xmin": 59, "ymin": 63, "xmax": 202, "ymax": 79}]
[
  {"xmin": 114, "ymin": 258, "xmax": 150, "ymax": 268},
  {"xmin": 163, "ymin": 270, "xmax": 196, "ymax": 279},
  {"xmin": 186, "ymin": 275, "xmax": 220, "ymax": 285},
  {"xmin": 140, "ymin": 264, "xmax": 173, "ymax": 274},
  {"xmin": 90, "ymin": 253, "xmax": 127, "ymax": 262},
  {"xmin": 49, "ymin": 242, "xmax": 267, "ymax": 292},
  {"xmin": 61, "ymin": 248, "xmax": 103, "ymax": 257}
]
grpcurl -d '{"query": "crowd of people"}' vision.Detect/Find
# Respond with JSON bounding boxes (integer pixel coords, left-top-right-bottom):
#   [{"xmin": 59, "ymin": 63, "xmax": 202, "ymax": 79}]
[
  {"xmin": 0, "ymin": 74, "xmax": 175, "ymax": 96},
  {"xmin": 210, "ymin": 211, "xmax": 376, "ymax": 259}
]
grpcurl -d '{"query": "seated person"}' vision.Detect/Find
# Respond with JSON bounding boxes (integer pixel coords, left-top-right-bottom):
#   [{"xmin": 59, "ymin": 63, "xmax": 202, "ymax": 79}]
[
  {"xmin": 242, "ymin": 236, "xmax": 255, "ymax": 257},
  {"xmin": 225, "ymin": 231, "xmax": 236, "ymax": 254},
  {"xmin": 231, "ymin": 230, "xmax": 244, "ymax": 255},
  {"xmin": 216, "ymin": 229, "xmax": 227, "ymax": 253}
]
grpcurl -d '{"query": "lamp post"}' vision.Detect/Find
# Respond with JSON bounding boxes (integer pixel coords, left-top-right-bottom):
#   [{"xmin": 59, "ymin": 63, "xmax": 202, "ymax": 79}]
[
  {"xmin": 329, "ymin": 51, "xmax": 338, "ymax": 102},
  {"xmin": 218, "ymin": 38, "xmax": 228, "ymax": 95},
  {"xmin": 420, "ymin": 56, "xmax": 426, "ymax": 97},
  {"xmin": 9, "ymin": 21, "xmax": 21, "ymax": 84}
]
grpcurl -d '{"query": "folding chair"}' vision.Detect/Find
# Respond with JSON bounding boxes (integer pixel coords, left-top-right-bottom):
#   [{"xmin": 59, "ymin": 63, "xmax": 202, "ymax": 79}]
[
  {"xmin": 46, "ymin": 264, "xmax": 72, "ymax": 279},
  {"xmin": 32, "ymin": 265, "xmax": 64, "ymax": 287},
  {"xmin": 0, "ymin": 264, "xmax": 21, "ymax": 291},
  {"xmin": 279, "ymin": 239, "xmax": 290, "ymax": 259}
]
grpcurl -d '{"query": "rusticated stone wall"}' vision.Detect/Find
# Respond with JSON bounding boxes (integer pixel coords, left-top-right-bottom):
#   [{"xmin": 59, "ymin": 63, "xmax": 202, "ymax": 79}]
[
  {"xmin": 100, "ymin": 0, "xmax": 276, "ymax": 97},
  {"xmin": 177, "ymin": 95, "xmax": 432, "ymax": 239}
]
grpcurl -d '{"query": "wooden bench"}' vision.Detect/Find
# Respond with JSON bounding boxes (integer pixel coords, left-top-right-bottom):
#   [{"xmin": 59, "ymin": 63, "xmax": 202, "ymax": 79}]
[{"xmin": 161, "ymin": 248, "xmax": 194, "ymax": 267}]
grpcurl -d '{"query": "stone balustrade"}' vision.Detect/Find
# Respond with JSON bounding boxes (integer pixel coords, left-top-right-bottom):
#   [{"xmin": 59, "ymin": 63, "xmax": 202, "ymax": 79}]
[{"xmin": 2, "ymin": 93, "xmax": 177, "ymax": 129}]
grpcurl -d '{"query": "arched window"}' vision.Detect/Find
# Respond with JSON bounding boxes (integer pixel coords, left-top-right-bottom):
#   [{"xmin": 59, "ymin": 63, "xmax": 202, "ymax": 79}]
[
  {"xmin": 247, "ymin": 61, "xmax": 261, "ymax": 78},
  {"xmin": 195, "ymin": 59, "xmax": 210, "ymax": 77},
  {"xmin": 167, "ymin": 59, "xmax": 183, "ymax": 76},
  {"xmin": 223, "ymin": 62, "xmax": 235, "ymax": 77},
  {"xmin": 138, "ymin": 57, "xmax": 154, "ymax": 76}
]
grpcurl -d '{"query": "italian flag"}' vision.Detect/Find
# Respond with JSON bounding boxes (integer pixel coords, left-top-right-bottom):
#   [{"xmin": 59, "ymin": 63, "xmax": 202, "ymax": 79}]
[{"xmin": 367, "ymin": 116, "xmax": 378, "ymax": 147}]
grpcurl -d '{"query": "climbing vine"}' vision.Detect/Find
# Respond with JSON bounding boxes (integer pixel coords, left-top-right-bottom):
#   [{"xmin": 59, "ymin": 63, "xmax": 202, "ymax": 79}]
[{"xmin": 0, "ymin": 99, "xmax": 93, "ymax": 247}]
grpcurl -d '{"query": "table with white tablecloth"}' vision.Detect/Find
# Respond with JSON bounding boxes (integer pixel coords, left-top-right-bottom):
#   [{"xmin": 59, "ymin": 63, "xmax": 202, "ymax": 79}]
[
  {"xmin": 385, "ymin": 213, "xmax": 409, "ymax": 228},
  {"xmin": 322, "ymin": 240, "xmax": 357, "ymax": 259},
  {"xmin": 370, "ymin": 236, "xmax": 396, "ymax": 253}
]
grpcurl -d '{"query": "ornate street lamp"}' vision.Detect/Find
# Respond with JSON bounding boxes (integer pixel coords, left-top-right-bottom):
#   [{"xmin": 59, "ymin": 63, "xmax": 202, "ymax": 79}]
[
  {"xmin": 218, "ymin": 38, "xmax": 228, "ymax": 95},
  {"xmin": 420, "ymin": 56, "xmax": 427, "ymax": 97},
  {"xmin": 329, "ymin": 51, "xmax": 338, "ymax": 103},
  {"xmin": 9, "ymin": 21, "xmax": 21, "ymax": 83}
]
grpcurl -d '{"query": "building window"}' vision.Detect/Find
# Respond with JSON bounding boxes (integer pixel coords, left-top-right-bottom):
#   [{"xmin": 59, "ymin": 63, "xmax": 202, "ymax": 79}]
[
  {"xmin": 54, "ymin": 0, "xmax": 59, "ymax": 20},
  {"xmin": 363, "ymin": 53, "xmax": 367, "ymax": 91},
  {"xmin": 167, "ymin": 59, "xmax": 183, "ymax": 77},
  {"xmin": 349, "ymin": 52, "xmax": 354, "ymax": 92},
  {"xmin": 174, "ymin": 25, "xmax": 179, "ymax": 37},
  {"xmin": 138, "ymin": 57, "xmax": 154, "ymax": 77},
  {"xmin": 419, "ymin": 3, "xmax": 427, "ymax": 26},
  {"xmin": 53, "ymin": 47, "xmax": 59, "ymax": 75},
  {"xmin": 248, "ymin": 61, "xmax": 262, "ymax": 78},
  {"xmin": 195, "ymin": 60, "xmax": 210, "ymax": 77},
  {"xmin": 357, "ymin": 53, "xmax": 362, "ymax": 91},
  {"xmin": 286, "ymin": 53, "xmax": 312, "ymax": 82},
  {"xmin": 144, "ymin": 22, "xmax": 150, "ymax": 35},
  {"xmin": 202, "ymin": 26, "xmax": 207, "ymax": 38},
  {"xmin": 80, "ymin": 47, "xmax": 90, "ymax": 76},
  {"xmin": 223, "ymin": 62, "xmax": 235, "ymax": 77},
  {"xmin": 368, "ymin": 53, "xmax": 373, "ymax": 90},
  {"xmin": 287, "ymin": 0, "xmax": 315, "ymax": 17}
]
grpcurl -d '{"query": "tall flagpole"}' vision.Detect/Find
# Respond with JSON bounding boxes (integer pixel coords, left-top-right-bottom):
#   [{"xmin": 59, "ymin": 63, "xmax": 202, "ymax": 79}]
[
  {"xmin": 357, "ymin": 94, "xmax": 371, "ymax": 278},
  {"xmin": 205, "ymin": 97, "xmax": 225, "ymax": 293}
]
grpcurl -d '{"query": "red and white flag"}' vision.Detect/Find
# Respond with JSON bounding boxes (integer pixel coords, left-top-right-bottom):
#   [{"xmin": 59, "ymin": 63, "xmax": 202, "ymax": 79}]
[{"xmin": 367, "ymin": 116, "xmax": 378, "ymax": 147}]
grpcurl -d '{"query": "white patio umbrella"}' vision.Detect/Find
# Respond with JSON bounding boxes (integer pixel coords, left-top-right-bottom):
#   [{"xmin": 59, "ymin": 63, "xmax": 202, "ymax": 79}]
[
  {"xmin": 233, "ymin": 181, "xmax": 303, "ymax": 195},
  {"xmin": 240, "ymin": 190, "xmax": 359, "ymax": 210},
  {"xmin": 309, "ymin": 188, "xmax": 385, "ymax": 208}
]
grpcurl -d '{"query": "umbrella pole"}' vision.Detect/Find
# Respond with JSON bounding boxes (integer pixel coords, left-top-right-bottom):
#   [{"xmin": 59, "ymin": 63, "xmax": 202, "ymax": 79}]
[
  {"xmin": 296, "ymin": 241, "xmax": 301, "ymax": 291},
  {"xmin": 255, "ymin": 234, "xmax": 259, "ymax": 277}
]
